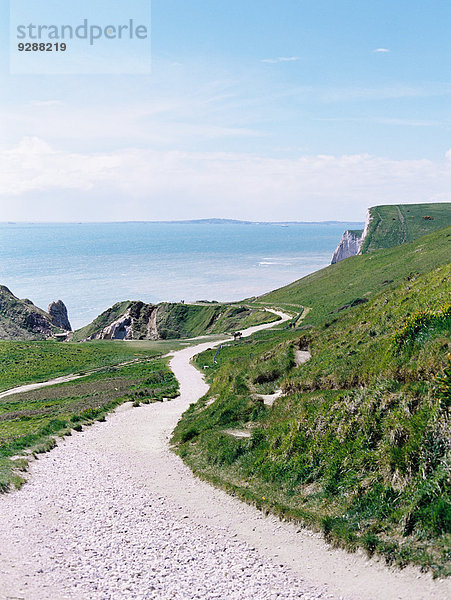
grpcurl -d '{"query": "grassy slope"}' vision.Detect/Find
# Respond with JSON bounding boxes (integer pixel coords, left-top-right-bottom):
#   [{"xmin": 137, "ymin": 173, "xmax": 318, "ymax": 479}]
[
  {"xmin": 256, "ymin": 226, "xmax": 451, "ymax": 325},
  {"xmin": 0, "ymin": 357, "xmax": 179, "ymax": 492},
  {"xmin": 173, "ymin": 233, "xmax": 451, "ymax": 576},
  {"xmin": 156, "ymin": 303, "xmax": 277, "ymax": 339},
  {"xmin": 0, "ymin": 339, "xmax": 186, "ymax": 392},
  {"xmin": 360, "ymin": 203, "xmax": 451, "ymax": 254}
]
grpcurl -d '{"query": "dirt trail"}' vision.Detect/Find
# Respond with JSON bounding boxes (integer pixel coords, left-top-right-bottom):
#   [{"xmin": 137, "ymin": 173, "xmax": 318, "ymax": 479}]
[
  {"xmin": 0, "ymin": 373, "xmax": 88, "ymax": 399},
  {"xmin": 397, "ymin": 206, "xmax": 407, "ymax": 243},
  {"xmin": 0, "ymin": 309, "xmax": 448, "ymax": 600}
]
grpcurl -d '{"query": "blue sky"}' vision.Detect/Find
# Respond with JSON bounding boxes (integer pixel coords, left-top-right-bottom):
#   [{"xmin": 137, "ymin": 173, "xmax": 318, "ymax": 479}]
[{"xmin": 0, "ymin": 0, "xmax": 450, "ymax": 221}]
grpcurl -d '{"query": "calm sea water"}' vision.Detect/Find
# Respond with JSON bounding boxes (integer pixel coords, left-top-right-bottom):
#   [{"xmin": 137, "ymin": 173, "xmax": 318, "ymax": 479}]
[{"xmin": 0, "ymin": 222, "xmax": 362, "ymax": 329}]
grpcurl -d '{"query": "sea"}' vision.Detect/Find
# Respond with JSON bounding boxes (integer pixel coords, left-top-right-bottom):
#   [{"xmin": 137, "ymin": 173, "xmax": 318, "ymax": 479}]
[{"xmin": 0, "ymin": 221, "xmax": 363, "ymax": 330}]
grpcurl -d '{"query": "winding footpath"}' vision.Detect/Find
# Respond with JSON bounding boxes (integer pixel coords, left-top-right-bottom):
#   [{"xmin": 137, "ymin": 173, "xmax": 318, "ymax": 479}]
[{"xmin": 0, "ymin": 311, "xmax": 449, "ymax": 600}]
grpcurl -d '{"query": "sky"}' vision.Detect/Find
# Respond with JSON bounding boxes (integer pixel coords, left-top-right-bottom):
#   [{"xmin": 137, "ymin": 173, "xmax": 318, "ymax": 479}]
[{"xmin": 0, "ymin": 0, "xmax": 450, "ymax": 222}]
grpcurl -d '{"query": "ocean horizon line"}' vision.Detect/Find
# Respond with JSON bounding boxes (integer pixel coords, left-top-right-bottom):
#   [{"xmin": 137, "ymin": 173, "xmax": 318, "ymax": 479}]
[{"xmin": 1, "ymin": 218, "xmax": 365, "ymax": 226}]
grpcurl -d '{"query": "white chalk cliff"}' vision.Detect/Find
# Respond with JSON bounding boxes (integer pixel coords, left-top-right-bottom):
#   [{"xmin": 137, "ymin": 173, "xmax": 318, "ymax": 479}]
[
  {"xmin": 331, "ymin": 209, "xmax": 374, "ymax": 264},
  {"xmin": 331, "ymin": 230, "xmax": 364, "ymax": 264}
]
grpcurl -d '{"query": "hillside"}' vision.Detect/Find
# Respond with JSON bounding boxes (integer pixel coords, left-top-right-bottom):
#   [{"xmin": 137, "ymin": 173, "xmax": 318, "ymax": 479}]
[
  {"xmin": 73, "ymin": 301, "xmax": 277, "ymax": 342},
  {"xmin": 173, "ymin": 226, "xmax": 451, "ymax": 576},
  {"xmin": 329, "ymin": 202, "xmax": 450, "ymax": 264},
  {"xmin": 256, "ymin": 226, "xmax": 451, "ymax": 325},
  {"xmin": 360, "ymin": 202, "xmax": 451, "ymax": 254},
  {"xmin": 0, "ymin": 286, "xmax": 67, "ymax": 340},
  {"xmin": 156, "ymin": 302, "xmax": 277, "ymax": 338}
]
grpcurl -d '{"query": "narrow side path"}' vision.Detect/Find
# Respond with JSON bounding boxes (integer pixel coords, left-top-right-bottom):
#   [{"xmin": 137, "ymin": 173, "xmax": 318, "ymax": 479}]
[{"xmin": 0, "ymin": 356, "xmax": 156, "ymax": 400}]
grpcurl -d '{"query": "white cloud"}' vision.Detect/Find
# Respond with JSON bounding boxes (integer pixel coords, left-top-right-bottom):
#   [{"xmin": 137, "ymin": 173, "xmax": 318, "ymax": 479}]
[
  {"xmin": 261, "ymin": 57, "xmax": 300, "ymax": 64},
  {"xmin": 0, "ymin": 138, "xmax": 450, "ymax": 222},
  {"xmin": 0, "ymin": 91, "xmax": 262, "ymax": 150},
  {"xmin": 374, "ymin": 48, "xmax": 390, "ymax": 53}
]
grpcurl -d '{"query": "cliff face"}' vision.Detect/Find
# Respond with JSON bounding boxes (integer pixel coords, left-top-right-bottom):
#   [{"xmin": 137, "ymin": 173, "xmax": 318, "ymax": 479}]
[
  {"xmin": 331, "ymin": 230, "xmax": 363, "ymax": 264},
  {"xmin": 358, "ymin": 209, "xmax": 372, "ymax": 253},
  {"xmin": 90, "ymin": 302, "xmax": 159, "ymax": 341},
  {"xmin": 87, "ymin": 308, "xmax": 134, "ymax": 340},
  {"xmin": 73, "ymin": 301, "xmax": 160, "ymax": 341},
  {"xmin": 0, "ymin": 286, "xmax": 66, "ymax": 340},
  {"xmin": 48, "ymin": 300, "xmax": 72, "ymax": 331}
]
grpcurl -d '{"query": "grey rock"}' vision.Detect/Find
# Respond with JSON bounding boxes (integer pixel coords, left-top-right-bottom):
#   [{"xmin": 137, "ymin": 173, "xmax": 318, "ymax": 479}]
[
  {"xmin": 48, "ymin": 300, "xmax": 72, "ymax": 331},
  {"xmin": 88, "ymin": 310, "xmax": 133, "ymax": 340}
]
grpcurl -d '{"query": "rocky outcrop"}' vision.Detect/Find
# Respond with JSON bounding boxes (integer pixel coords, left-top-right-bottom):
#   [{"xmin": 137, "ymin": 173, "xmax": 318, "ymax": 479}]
[
  {"xmin": 129, "ymin": 302, "xmax": 160, "ymax": 340},
  {"xmin": 0, "ymin": 285, "xmax": 62, "ymax": 340},
  {"xmin": 89, "ymin": 309, "xmax": 134, "ymax": 340},
  {"xmin": 76, "ymin": 301, "xmax": 161, "ymax": 341},
  {"xmin": 331, "ymin": 230, "xmax": 364, "ymax": 264},
  {"xmin": 48, "ymin": 300, "xmax": 72, "ymax": 331}
]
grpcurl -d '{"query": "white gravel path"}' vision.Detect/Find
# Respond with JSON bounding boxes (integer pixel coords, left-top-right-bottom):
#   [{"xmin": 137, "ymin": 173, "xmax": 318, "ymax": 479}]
[{"xmin": 0, "ymin": 311, "xmax": 449, "ymax": 600}]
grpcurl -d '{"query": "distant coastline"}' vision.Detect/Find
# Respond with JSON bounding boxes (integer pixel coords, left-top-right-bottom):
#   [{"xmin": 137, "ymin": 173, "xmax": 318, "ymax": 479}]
[{"xmin": 0, "ymin": 218, "xmax": 365, "ymax": 226}]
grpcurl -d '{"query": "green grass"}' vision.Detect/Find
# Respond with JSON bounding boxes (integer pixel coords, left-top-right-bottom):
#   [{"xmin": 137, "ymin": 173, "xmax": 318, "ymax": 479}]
[
  {"xmin": 195, "ymin": 328, "xmax": 302, "ymax": 392},
  {"xmin": 0, "ymin": 339, "xmax": 188, "ymax": 392},
  {"xmin": 256, "ymin": 226, "xmax": 451, "ymax": 325},
  {"xmin": 0, "ymin": 357, "xmax": 179, "ymax": 492},
  {"xmin": 283, "ymin": 266, "xmax": 450, "ymax": 392},
  {"xmin": 173, "ymin": 243, "xmax": 451, "ymax": 576},
  {"xmin": 348, "ymin": 229, "xmax": 364, "ymax": 237},
  {"xmin": 157, "ymin": 303, "xmax": 278, "ymax": 339},
  {"xmin": 360, "ymin": 203, "xmax": 451, "ymax": 254}
]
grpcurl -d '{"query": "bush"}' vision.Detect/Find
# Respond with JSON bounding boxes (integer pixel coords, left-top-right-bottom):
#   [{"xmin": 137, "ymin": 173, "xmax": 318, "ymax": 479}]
[
  {"xmin": 180, "ymin": 427, "xmax": 199, "ymax": 443},
  {"xmin": 393, "ymin": 305, "xmax": 451, "ymax": 354}
]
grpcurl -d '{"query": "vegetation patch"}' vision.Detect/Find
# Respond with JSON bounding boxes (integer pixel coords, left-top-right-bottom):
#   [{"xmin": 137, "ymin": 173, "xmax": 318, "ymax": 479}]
[
  {"xmin": 174, "ymin": 242, "xmax": 450, "ymax": 576},
  {"xmin": 156, "ymin": 303, "xmax": 277, "ymax": 339},
  {"xmin": 393, "ymin": 305, "xmax": 451, "ymax": 355},
  {"xmin": 0, "ymin": 339, "xmax": 185, "ymax": 392},
  {"xmin": 0, "ymin": 357, "xmax": 179, "ymax": 492}
]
